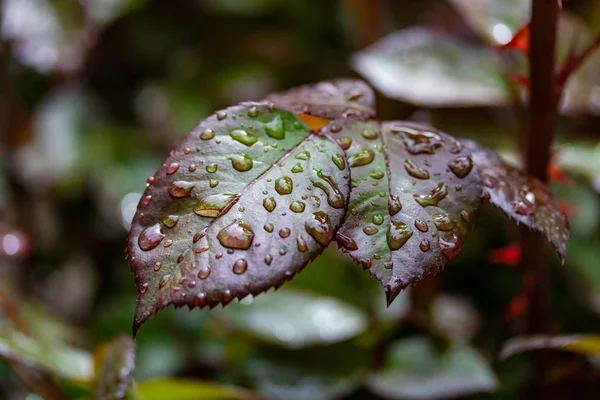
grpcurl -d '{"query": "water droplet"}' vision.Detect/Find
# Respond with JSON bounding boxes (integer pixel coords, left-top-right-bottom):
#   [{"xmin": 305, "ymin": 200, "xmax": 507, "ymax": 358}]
[
  {"xmin": 513, "ymin": 200, "xmax": 534, "ymax": 215},
  {"xmin": 275, "ymin": 176, "xmax": 293, "ymax": 195},
  {"xmin": 194, "ymin": 193, "xmax": 237, "ymax": 217},
  {"xmin": 195, "ymin": 246, "xmax": 209, "ymax": 254},
  {"xmin": 460, "ymin": 210, "xmax": 470, "ymax": 222},
  {"xmin": 440, "ymin": 233, "xmax": 462, "ymax": 258},
  {"xmin": 163, "ymin": 239, "xmax": 173, "ymax": 247},
  {"xmin": 330, "ymin": 123, "xmax": 342, "ymax": 133},
  {"xmin": 138, "ymin": 224, "xmax": 165, "ymax": 251},
  {"xmin": 372, "ymin": 215, "xmax": 384, "ymax": 225},
  {"xmin": 263, "ymin": 197, "xmax": 276, "ymax": 212},
  {"xmin": 265, "ymin": 114, "xmax": 285, "ymax": 139},
  {"xmin": 419, "ymin": 240, "xmax": 430, "ymax": 252},
  {"xmin": 361, "ymin": 128, "xmax": 378, "ymax": 140},
  {"xmin": 348, "ymin": 150, "xmax": 374, "ymax": 167},
  {"xmin": 279, "ymin": 248, "xmax": 287, "ymax": 256},
  {"xmin": 305, "ymin": 211, "xmax": 333, "ymax": 246},
  {"xmin": 143, "ymin": 195, "xmax": 152, "ymax": 205},
  {"xmin": 206, "ymin": 163, "xmax": 218, "ymax": 173},
  {"xmin": 230, "ymin": 154, "xmax": 253, "ymax": 171},
  {"xmin": 370, "ymin": 170, "xmax": 385, "ymax": 179},
  {"xmin": 331, "ymin": 154, "xmax": 345, "ymax": 170},
  {"xmin": 197, "ymin": 266, "xmax": 211, "ymax": 280},
  {"xmin": 184, "ymin": 147, "xmax": 191, "ymax": 155},
  {"xmin": 291, "ymin": 163, "xmax": 304, "ymax": 173},
  {"xmin": 217, "ymin": 220, "xmax": 255, "ymax": 250},
  {"xmin": 338, "ymin": 136, "xmax": 353, "ymax": 150},
  {"xmin": 160, "ymin": 274, "xmax": 170, "ymax": 288},
  {"xmin": 167, "ymin": 162, "xmax": 180, "ymax": 175},
  {"xmin": 163, "ymin": 215, "xmax": 179, "ymax": 228},
  {"xmin": 397, "ymin": 127, "xmax": 442, "ymax": 154},
  {"xmin": 414, "ymin": 183, "xmax": 448, "ymax": 207},
  {"xmin": 388, "ymin": 195, "xmax": 402, "ymax": 216},
  {"xmin": 233, "ymin": 259, "xmax": 248, "ymax": 274},
  {"xmin": 209, "ymin": 179, "xmax": 219, "ymax": 188},
  {"xmin": 154, "ymin": 262, "xmax": 162, "ymax": 271},
  {"xmin": 177, "ymin": 248, "xmax": 190, "ymax": 263},
  {"xmin": 363, "ymin": 226, "xmax": 378, "ymax": 235},
  {"xmin": 217, "ymin": 111, "xmax": 227, "ymax": 120},
  {"xmin": 222, "ymin": 290, "xmax": 233, "ymax": 304},
  {"xmin": 264, "ymin": 254, "xmax": 273, "ymax": 265},
  {"xmin": 200, "ymin": 128, "xmax": 215, "ymax": 140},
  {"xmin": 297, "ymin": 235, "xmax": 308, "ymax": 252},
  {"xmin": 336, "ymin": 232, "xmax": 358, "ymax": 250},
  {"xmin": 313, "ymin": 170, "xmax": 345, "ymax": 208},
  {"xmin": 189, "ymin": 164, "xmax": 197, "ymax": 172},
  {"xmin": 290, "ymin": 201, "xmax": 305, "ymax": 213},
  {"xmin": 388, "ymin": 222, "xmax": 413, "ymax": 250},
  {"xmin": 230, "ymin": 129, "xmax": 258, "ymax": 147},
  {"xmin": 168, "ymin": 181, "xmax": 195, "ymax": 198},
  {"xmin": 404, "ymin": 159, "xmax": 430, "ymax": 179},
  {"xmin": 295, "ymin": 151, "xmax": 311, "ymax": 160},
  {"xmin": 414, "ymin": 219, "xmax": 428, "ymax": 232},
  {"xmin": 147, "ymin": 177, "xmax": 154, "ymax": 186},
  {"xmin": 140, "ymin": 283, "xmax": 148, "ymax": 294},
  {"xmin": 279, "ymin": 227, "xmax": 291, "ymax": 238},
  {"xmin": 195, "ymin": 292, "xmax": 207, "ymax": 307},
  {"xmin": 264, "ymin": 223, "xmax": 274, "ymax": 233},
  {"xmin": 433, "ymin": 214, "xmax": 455, "ymax": 231},
  {"xmin": 448, "ymin": 156, "xmax": 473, "ymax": 178},
  {"xmin": 247, "ymin": 106, "xmax": 259, "ymax": 118}
]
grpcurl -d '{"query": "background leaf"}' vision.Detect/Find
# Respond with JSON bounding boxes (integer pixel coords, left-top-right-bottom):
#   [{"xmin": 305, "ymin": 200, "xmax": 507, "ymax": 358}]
[
  {"xmin": 136, "ymin": 378, "xmax": 257, "ymax": 400},
  {"xmin": 501, "ymin": 335, "xmax": 600, "ymax": 359},
  {"xmin": 95, "ymin": 335, "xmax": 136, "ymax": 400}
]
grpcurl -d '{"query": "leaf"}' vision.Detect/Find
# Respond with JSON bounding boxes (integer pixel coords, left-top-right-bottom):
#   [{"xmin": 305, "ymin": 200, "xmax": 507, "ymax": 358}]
[
  {"xmin": 500, "ymin": 335, "xmax": 600, "ymax": 360},
  {"xmin": 94, "ymin": 335, "xmax": 136, "ymax": 400},
  {"xmin": 245, "ymin": 342, "xmax": 367, "ymax": 400},
  {"xmin": 327, "ymin": 120, "xmax": 482, "ymax": 304},
  {"xmin": 128, "ymin": 103, "xmax": 350, "ymax": 332},
  {"xmin": 366, "ymin": 336, "xmax": 498, "ymax": 399},
  {"xmin": 351, "ymin": 27, "xmax": 510, "ymax": 107},
  {"xmin": 136, "ymin": 378, "xmax": 257, "ymax": 400},
  {"xmin": 263, "ymin": 79, "xmax": 375, "ymax": 119},
  {"xmin": 463, "ymin": 140, "xmax": 569, "ymax": 261},
  {"xmin": 218, "ymin": 287, "xmax": 368, "ymax": 349}
]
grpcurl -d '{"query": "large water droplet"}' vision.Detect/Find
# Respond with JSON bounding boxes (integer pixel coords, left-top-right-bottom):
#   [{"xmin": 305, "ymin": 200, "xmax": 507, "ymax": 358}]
[
  {"xmin": 440, "ymin": 233, "xmax": 462, "ymax": 258},
  {"xmin": 338, "ymin": 136, "xmax": 353, "ymax": 150},
  {"xmin": 200, "ymin": 128, "xmax": 215, "ymax": 140},
  {"xmin": 336, "ymin": 232, "xmax": 358, "ymax": 250},
  {"xmin": 363, "ymin": 226, "xmax": 378, "ymax": 235},
  {"xmin": 297, "ymin": 235, "xmax": 308, "ymax": 252},
  {"xmin": 168, "ymin": 180, "xmax": 195, "ymax": 198},
  {"xmin": 194, "ymin": 193, "xmax": 237, "ymax": 217},
  {"xmin": 230, "ymin": 129, "xmax": 258, "ymax": 147},
  {"xmin": 331, "ymin": 154, "xmax": 345, "ymax": 171},
  {"xmin": 433, "ymin": 214, "xmax": 455, "ymax": 231},
  {"xmin": 206, "ymin": 163, "xmax": 218, "ymax": 173},
  {"xmin": 230, "ymin": 154, "xmax": 253, "ymax": 171},
  {"xmin": 388, "ymin": 222, "xmax": 413, "ymax": 250},
  {"xmin": 313, "ymin": 170, "xmax": 345, "ymax": 208},
  {"xmin": 448, "ymin": 156, "xmax": 473, "ymax": 178},
  {"xmin": 404, "ymin": 159, "xmax": 430, "ymax": 179},
  {"xmin": 198, "ymin": 266, "xmax": 211, "ymax": 280},
  {"xmin": 263, "ymin": 197, "xmax": 276, "ymax": 212},
  {"xmin": 414, "ymin": 219, "xmax": 428, "ymax": 232},
  {"xmin": 275, "ymin": 176, "xmax": 293, "ymax": 195},
  {"xmin": 348, "ymin": 150, "xmax": 374, "ymax": 167},
  {"xmin": 372, "ymin": 214, "xmax": 384, "ymax": 225},
  {"xmin": 305, "ymin": 211, "xmax": 333, "ymax": 246},
  {"xmin": 289, "ymin": 201, "xmax": 305, "ymax": 213},
  {"xmin": 265, "ymin": 114, "xmax": 285, "ymax": 139},
  {"xmin": 138, "ymin": 224, "xmax": 165, "ymax": 251},
  {"xmin": 388, "ymin": 195, "xmax": 402, "ymax": 216},
  {"xmin": 233, "ymin": 259, "xmax": 248, "ymax": 274},
  {"xmin": 163, "ymin": 215, "xmax": 179, "ymax": 228},
  {"xmin": 414, "ymin": 183, "xmax": 448, "ymax": 207},
  {"xmin": 279, "ymin": 227, "xmax": 291, "ymax": 238},
  {"xmin": 217, "ymin": 220, "xmax": 255, "ymax": 250},
  {"xmin": 397, "ymin": 127, "xmax": 442, "ymax": 155}
]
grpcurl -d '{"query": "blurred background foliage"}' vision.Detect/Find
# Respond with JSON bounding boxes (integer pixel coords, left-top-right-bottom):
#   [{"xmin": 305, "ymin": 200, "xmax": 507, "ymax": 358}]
[{"xmin": 1, "ymin": 0, "xmax": 600, "ymax": 399}]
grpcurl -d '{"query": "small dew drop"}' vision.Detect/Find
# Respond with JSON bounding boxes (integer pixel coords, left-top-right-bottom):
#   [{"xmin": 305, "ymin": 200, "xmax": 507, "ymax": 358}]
[
  {"xmin": 168, "ymin": 181, "xmax": 195, "ymax": 198},
  {"xmin": 419, "ymin": 240, "xmax": 431, "ymax": 252},
  {"xmin": 263, "ymin": 197, "xmax": 276, "ymax": 212},
  {"xmin": 206, "ymin": 163, "xmax": 218, "ymax": 173},
  {"xmin": 363, "ymin": 226, "xmax": 378, "ymax": 235},
  {"xmin": 297, "ymin": 235, "xmax": 308, "ymax": 252},
  {"xmin": 233, "ymin": 259, "xmax": 248, "ymax": 274},
  {"xmin": 198, "ymin": 266, "xmax": 211, "ymax": 280},
  {"xmin": 264, "ymin": 254, "xmax": 273, "ymax": 265},
  {"xmin": 290, "ymin": 201, "xmax": 305, "ymax": 213},
  {"xmin": 264, "ymin": 223, "xmax": 274, "ymax": 233},
  {"xmin": 200, "ymin": 128, "xmax": 215, "ymax": 140},
  {"xmin": 167, "ymin": 163, "xmax": 180, "ymax": 175},
  {"xmin": 414, "ymin": 219, "xmax": 428, "ymax": 232},
  {"xmin": 275, "ymin": 176, "xmax": 293, "ymax": 195},
  {"xmin": 279, "ymin": 227, "xmax": 291, "ymax": 238},
  {"xmin": 216, "ymin": 111, "xmax": 227, "ymax": 120}
]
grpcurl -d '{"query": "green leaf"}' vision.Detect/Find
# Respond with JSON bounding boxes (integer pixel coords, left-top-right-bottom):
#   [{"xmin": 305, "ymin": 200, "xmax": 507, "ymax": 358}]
[
  {"xmin": 128, "ymin": 103, "xmax": 350, "ymax": 332},
  {"xmin": 218, "ymin": 287, "xmax": 368, "ymax": 349},
  {"xmin": 500, "ymin": 335, "xmax": 600, "ymax": 360},
  {"xmin": 245, "ymin": 342, "xmax": 367, "ymax": 400},
  {"xmin": 94, "ymin": 335, "xmax": 136, "ymax": 400},
  {"xmin": 366, "ymin": 337, "xmax": 498, "ymax": 399},
  {"xmin": 328, "ymin": 120, "xmax": 482, "ymax": 304},
  {"xmin": 264, "ymin": 79, "xmax": 375, "ymax": 119},
  {"xmin": 136, "ymin": 378, "xmax": 257, "ymax": 400},
  {"xmin": 464, "ymin": 140, "xmax": 569, "ymax": 260},
  {"xmin": 351, "ymin": 27, "xmax": 510, "ymax": 107}
]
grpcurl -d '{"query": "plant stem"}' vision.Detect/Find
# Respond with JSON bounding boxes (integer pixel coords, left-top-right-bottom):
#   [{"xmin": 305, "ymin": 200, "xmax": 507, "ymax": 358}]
[{"xmin": 523, "ymin": 0, "xmax": 560, "ymax": 396}]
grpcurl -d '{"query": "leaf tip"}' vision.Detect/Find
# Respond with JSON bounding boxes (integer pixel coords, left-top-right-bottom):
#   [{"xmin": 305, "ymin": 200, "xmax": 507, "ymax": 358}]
[{"xmin": 385, "ymin": 282, "xmax": 404, "ymax": 307}]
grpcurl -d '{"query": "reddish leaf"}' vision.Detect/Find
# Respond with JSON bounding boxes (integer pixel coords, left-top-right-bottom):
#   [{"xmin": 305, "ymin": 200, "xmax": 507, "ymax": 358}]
[{"xmin": 498, "ymin": 24, "xmax": 530, "ymax": 53}]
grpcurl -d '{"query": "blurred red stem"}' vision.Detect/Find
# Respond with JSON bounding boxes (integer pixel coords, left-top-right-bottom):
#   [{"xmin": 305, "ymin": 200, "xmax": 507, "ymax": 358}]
[
  {"xmin": 556, "ymin": 34, "xmax": 600, "ymax": 86},
  {"xmin": 523, "ymin": 0, "xmax": 560, "ymax": 397}
]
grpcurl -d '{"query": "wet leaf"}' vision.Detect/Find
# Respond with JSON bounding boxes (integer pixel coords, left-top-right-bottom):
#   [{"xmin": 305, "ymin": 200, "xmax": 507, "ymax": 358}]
[
  {"xmin": 351, "ymin": 27, "xmax": 510, "ymax": 107},
  {"xmin": 136, "ymin": 378, "xmax": 257, "ymax": 400},
  {"xmin": 218, "ymin": 287, "xmax": 368, "ymax": 349},
  {"xmin": 128, "ymin": 103, "xmax": 350, "ymax": 332},
  {"xmin": 264, "ymin": 79, "xmax": 375, "ymax": 119},
  {"xmin": 500, "ymin": 335, "xmax": 600, "ymax": 360},
  {"xmin": 94, "ymin": 335, "xmax": 136, "ymax": 400},
  {"xmin": 328, "ymin": 120, "xmax": 482, "ymax": 304},
  {"xmin": 464, "ymin": 140, "xmax": 569, "ymax": 261},
  {"xmin": 245, "ymin": 342, "xmax": 367, "ymax": 400},
  {"xmin": 366, "ymin": 336, "xmax": 498, "ymax": 399}
]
